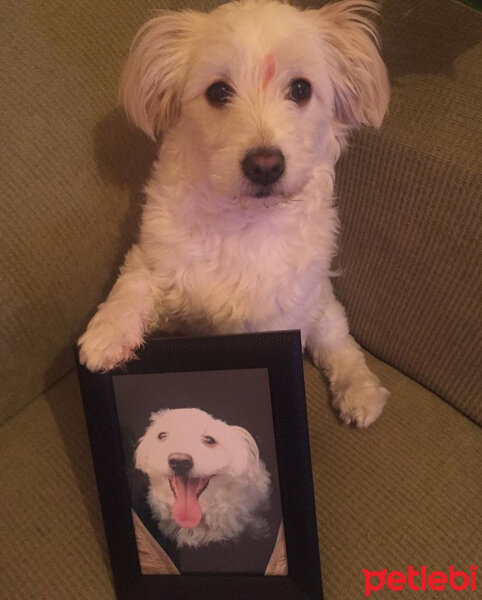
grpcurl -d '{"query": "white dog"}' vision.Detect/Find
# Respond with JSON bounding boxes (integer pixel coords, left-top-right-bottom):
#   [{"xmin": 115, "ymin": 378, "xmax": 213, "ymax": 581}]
[
  {"xmin": 135, "ymin": 408, "xmax": 271, "ymax": 547},
  {"xmin": 79, "ymin": 0, "xmax": 390, "ymax": 427}
]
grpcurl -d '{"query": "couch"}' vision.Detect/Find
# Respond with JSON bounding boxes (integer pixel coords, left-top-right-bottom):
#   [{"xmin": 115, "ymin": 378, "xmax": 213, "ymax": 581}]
[{"xmin": 1, "ymin": 0, "xmax": 481, "ymax": 598}]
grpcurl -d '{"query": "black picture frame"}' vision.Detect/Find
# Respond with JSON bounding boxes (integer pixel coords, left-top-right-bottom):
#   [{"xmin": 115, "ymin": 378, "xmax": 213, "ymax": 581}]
[{"xmin": 75, "ymin": 330, "xmax": 322, "ymax": 600}]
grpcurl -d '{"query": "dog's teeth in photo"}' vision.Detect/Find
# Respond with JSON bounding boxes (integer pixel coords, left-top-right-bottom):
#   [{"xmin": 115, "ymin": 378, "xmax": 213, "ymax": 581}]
[{"xmin": 135, "ymin": 408, "xmax": 273, "ymax": 548}]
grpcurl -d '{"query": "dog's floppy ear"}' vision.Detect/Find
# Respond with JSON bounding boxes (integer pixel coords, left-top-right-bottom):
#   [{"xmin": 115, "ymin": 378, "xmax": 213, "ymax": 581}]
[
  {"xmin": 134, "ymin": 434, "xmax": 149, "ymax": 473},
  {"xmin": 134, "ymin": 409, "xmax": 168, "ymax": 473},
  {"xmin": 119, "ymin": 10, "xmax": 202, "ymax": 140},
  {"xmin": 229, "ymin": 425, "xmax": 260, "ymax": 477},
  {"xmin": 314, "ymin": 0, "xmax": 389, "ymax": 130}
]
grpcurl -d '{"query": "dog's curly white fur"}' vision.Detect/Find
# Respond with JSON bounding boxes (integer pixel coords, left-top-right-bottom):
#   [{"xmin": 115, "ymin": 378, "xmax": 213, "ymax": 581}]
[
  {"xmin": 135, "ymin": 408, "xmax": 271, "ymax": 547},
  {"xmin": 78, "ymin": 0, "xmax": 390, "ymax": 427}
]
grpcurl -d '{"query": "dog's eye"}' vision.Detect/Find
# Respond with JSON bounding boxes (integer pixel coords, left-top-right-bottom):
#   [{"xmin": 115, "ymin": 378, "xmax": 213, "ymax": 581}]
[
  {"xmin": 288, "ymin": 79, "xmax": 311, "ymax": 104},
  {"xmin": 206, "ymin": 81, "xmax": 234, "ymax": 107},
  {"xmin": 158, "ymin": 432, "xmax": 167, "ymax": 440},
  {"xmin": 202, "ymin": 435, "xmax": 217, "ymax": 446}
]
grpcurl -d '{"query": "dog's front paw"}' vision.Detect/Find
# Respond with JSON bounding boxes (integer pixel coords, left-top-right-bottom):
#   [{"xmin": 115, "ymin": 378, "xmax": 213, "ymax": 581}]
[
  {"xmin": 78, "ymin": 321, "xmax": 142, "ymax": 372},
  {"xmin": 332, "ymin": 384, "xmax": 389, "ymax": 428}
]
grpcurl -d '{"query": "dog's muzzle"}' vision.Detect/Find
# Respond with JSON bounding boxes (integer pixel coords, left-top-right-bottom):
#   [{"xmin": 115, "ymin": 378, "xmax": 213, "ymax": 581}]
[
  {"xmin": 167, "ymin": 452, "xmax": 211, "ymax": 529},
  {"xmin": 241, "ymin": 147, "xmax": 285, "ymax": 188},
  {"xmin": 169, "ymin": 474, "xmax": 211, "ymax": 529}
]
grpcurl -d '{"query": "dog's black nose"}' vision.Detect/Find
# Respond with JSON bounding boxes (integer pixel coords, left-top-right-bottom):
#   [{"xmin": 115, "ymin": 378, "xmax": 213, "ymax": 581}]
[
  {"xmin": 241, "ymin": 147, "xmax": 285, "ymax": 186},
  {"xmin": 168, "ymin": 453, "xmax": 193, "ymax": 475}
]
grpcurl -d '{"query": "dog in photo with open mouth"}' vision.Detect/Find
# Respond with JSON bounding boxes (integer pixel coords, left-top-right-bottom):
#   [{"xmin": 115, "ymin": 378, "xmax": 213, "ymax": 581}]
[
  {"xmin": 78, "ymin": 0, "xmax": 390, "ymax": 427},
  {"xmin": 134, "ymin": 408, "xmax": 271, "ymax": 547}
]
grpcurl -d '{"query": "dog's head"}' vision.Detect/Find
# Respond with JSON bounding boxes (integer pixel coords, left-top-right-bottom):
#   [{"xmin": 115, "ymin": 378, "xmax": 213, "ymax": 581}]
[
  {"xmin": 135, "ymin": 408, "xmax": 262, "ymax": 528},
  {"xmin": 120, "ymin": 0, "xmax": 389, "ymax": 203}
]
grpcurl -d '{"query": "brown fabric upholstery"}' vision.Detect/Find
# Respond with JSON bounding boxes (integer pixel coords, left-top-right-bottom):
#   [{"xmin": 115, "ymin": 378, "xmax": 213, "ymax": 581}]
[
  {"xmin": 132, "ymin": 510, "xmax": 180, "ymax": 575},
  {"xmin": 333, "ymin": 0, "xmax": 482, "ymax": 424}
]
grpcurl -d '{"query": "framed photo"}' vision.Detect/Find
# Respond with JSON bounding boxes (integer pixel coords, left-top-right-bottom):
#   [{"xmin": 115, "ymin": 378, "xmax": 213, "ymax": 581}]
[{"xmin": 76, "ymin": 330, "xmax": 322, "ymax": 600}]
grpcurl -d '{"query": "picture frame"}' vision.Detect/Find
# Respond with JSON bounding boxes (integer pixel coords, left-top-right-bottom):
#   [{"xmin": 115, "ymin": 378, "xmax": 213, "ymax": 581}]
[{"xmin": 75, "ymin": 330, "xmax": 322, "ymax": 600}]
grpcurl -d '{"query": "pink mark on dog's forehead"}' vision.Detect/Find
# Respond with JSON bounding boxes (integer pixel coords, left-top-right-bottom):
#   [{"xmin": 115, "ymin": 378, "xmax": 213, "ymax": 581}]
[{"xmin": 261, "ymin": 53, "xmax": 277, "ymax": 87}]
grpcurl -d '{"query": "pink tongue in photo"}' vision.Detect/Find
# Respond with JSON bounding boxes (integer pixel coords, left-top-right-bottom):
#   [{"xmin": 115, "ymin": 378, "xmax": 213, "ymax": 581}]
[{"xmin": 172, "ymin": 476, "xmax": 202, "ymax": 528}]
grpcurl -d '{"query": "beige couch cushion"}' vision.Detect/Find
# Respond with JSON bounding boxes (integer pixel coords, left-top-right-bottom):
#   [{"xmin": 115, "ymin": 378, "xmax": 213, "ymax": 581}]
[
  {"xmin": 1, "ymin": 354, "xmax": 481, "ymax": 599},
  {"xmin": 333, "ymin": 0, "xmax": 482, "ymax": 424}
]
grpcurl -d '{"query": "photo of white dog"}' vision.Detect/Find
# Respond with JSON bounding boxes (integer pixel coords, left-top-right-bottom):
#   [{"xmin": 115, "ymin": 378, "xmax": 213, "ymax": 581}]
[
  {"xmin": 78, "ymin": 0, "xmax": 390, "ymax": 427},
  {"xmin": 135, "ymin": 408, "xmax": 271, "ymax": 548}
]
